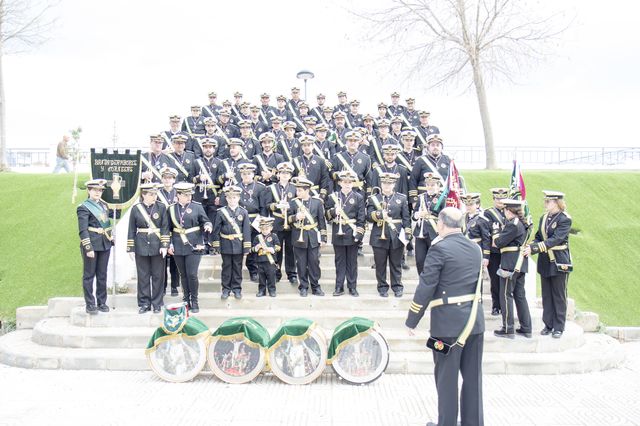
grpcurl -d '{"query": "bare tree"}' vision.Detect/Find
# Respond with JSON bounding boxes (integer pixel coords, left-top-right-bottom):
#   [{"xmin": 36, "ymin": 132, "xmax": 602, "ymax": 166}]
[
  {"xmin": 0, "ymin": 0, "xmax": 55, "ymax": 170},
  {"xmin": 354, "ymin": 0, "xmax": 568, "ymax": 169}
]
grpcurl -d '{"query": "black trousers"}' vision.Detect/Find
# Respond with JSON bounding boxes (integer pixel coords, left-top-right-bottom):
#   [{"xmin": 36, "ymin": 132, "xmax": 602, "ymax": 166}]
[
  {"xmin": 174, "ymin": 254, "xmax": 201, "ymax": 304},
  {"xmin": 432, "ymin": 333, "xmax": 484, "ymax": 426},
  {"xmin": 487, "ymin": 252, "xmax": 502, "ymax": 310},
  {"xmin": 541, "ymin": 274, "xmax": 569, "ymax": 332},
  {"xmin": 257, "ymin": 261, "xmax": 277, "ymax": 292},
  {"xmin": 221, "ymin": 253, "xmax": 243, "ymax": 292},
  {"xmin": 414, "ymin": 236, "xmax": 432, "ymax": 276},
  {"xmin": 203, "ymin": 203, "xmax": 217, "ymax": 244},
  {"xmin": 499, "ymin": 272, "xmax": 532, "ymax": 332},
  {"xmin": 81, "ymin": 248, "xmax": 110, "ymax": 307},
  {"xmin": 245, "ymin": 229, "xmax": 259, "ymax": 276},
  {"xmin": 334, "ymin": 244, "xmax": 358, "ymax": 290},
  {"xmin": 372, "ymin": 246, "xmax": 403, "ymax": 292},
  {"xmin": 163, "ymin": 255, "xmax": 179, "ymax": 292},
  {"xmin": 294, "ymin": 245, "xmax": 321, "ymax": 291},
  {"xmin": 135, "ymin": 254, "xmax": 164, "ymax": 308},
  {"xmin": 276, "ymin": 230, "xmax": 297, "ymax": 280}
]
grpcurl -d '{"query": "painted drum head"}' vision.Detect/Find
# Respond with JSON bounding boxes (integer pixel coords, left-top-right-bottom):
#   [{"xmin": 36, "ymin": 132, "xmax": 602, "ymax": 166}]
[
  {"xmin": 207, "ymin": 335, "xmax": 266, "ymax": 384},
  {"xmin": 331, "ymin": 329, "xmax": 389, "ymax": 385},
  {"xmin": 268, "ymin": 327, "xmax": 327, "ymax": 385},
  {"xmin": 147, "ymin": 334, "xmax": 207, "ymax": 383}
]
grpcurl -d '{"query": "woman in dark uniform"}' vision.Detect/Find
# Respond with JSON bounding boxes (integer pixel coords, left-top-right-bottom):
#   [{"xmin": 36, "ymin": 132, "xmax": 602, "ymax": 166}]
[
  {"xmin": 493, "ymin": 199, "xmax": 532, "ymax": 339},
  {"xmin": 167, "ymin": 182, "xmax": 212, "ymax": 313},
  {"xmin": 524, "ymin": 191, "xmax": 572, "ymax": 338}
]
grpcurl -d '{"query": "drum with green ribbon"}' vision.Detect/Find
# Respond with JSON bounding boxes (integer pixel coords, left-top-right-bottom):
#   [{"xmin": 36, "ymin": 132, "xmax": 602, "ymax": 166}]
[
  {"xmin": 145, "ymin": 303, "xmax": 210, "ymax": 382},
  {"xmin": 267, "ymin": 318, "xmax": 327, "ymax": 385},
  {"xmin": 328, "ymin": 317, "xmax": 390, "ymax": 385},
  {"xmin": 207, "ymin": 317, "xmax": 270, "ymax": 384}
]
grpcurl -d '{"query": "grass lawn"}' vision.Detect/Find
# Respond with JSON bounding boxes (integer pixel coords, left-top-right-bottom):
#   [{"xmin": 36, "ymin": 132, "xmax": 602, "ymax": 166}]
[{"xmin": 0, "ymin": 170, "xmax": 639, "ymax": 326}]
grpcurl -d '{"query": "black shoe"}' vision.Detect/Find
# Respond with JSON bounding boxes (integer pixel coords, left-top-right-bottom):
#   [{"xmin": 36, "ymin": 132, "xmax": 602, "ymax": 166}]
[
  {"xmin": 349, "ymin": 288, "xmax": 359, "ymax": 297},
  {"xmin": 491, "ymin": 308, "xmax": 501, "ymax": 316},
  {"xmin": 541, "ymin": 327, "xmax": 553, "ymax": 336},
  {"xmin": 170, "ymin": 289, "xmax": 179, "ymax": 297},
  {"xmin": 552, "ymin": 330, "xmax": 563, "ymax": 339},
  {"xmin": 516, "ymin": 328, "xmax": 532, "ymax": 338},
  {"xmin": 379, "ymin": 291, "xmax": 388, "ymax": 298},
  {"xmin": 138, "ymin": 306, "xmax": 150, "ymax": 314},
  {"xmin": 250, "ymin": 274, "xmax": 259, "ymax": 282},
  {"xmin": 401, "ymin": 262, "xmax": 410, "ymax": 271},
  {"xmin": 289, "ymin": 277, "xmax": 298, "ymax": 285},
  {"xmin": 357, "ymin": 248, "xmax": 364, "ymax": 257},
  {"xmin": 221, "ymin": 290, "xmax": 230, "ymax": 300},
  {"xmin": 299, "ymin": 289, "xmax": 308, "ymax": 297},
  {"xmin": 268, "ymin": 290, "xmax": 276, "ymax": 297},
  {"xmin": 234, "ymin": 292, "xmax": 242, "ymax": 300},
  {"xmin": 333, "ymin": 288, "xmax": 345, "ymax": 296},
  {"xmin": 371, "ymin": 263, "xmax": 376, "ymax": 269},
  {"xmin": 153, "ymin": 306, "xmax": 162, "ymax": 314},
  {"xmin": 256, "ymin": 290, "xmax": 266, "ymax": 297},
  {"xmin": 86, "ymin": 306, "xmax": 98, "ymax": 315},
  {"xmin": 97, "ymin": 304, "xmax": 110, "ymax": 313},
  {"xmin": 312, "ymin": 289, "xmax": 325, "ymax": 296},
  {"xmin": 394, "ymin": 290, "xmax": 403, "ymax": 298},
  {"xmin": 494, "ymin": 328, "xmax": 515, "ymax": 339}
]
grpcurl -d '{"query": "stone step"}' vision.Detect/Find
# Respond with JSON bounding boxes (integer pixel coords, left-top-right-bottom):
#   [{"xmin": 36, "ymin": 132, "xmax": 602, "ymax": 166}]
[
  {"xmin": 69, "ymin": 305, "xmax": 545, "ymax": 332},
  {"xmin": 0, "ymin": 329, "xmax": 624, "ymax": 375},
  {"xmin": 16, "ymin": 306, "xmax": 48, "ymax": 330},
  {"xmin": 31, "ymin": 317, "xmax": 584, "ymax": 354}
]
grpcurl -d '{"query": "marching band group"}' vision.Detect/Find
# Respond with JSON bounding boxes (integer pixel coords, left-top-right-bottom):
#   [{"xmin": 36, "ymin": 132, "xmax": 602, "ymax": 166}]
[{"xmin": 77, "ymin": 89, "xmax": 572, "ymax": 338}]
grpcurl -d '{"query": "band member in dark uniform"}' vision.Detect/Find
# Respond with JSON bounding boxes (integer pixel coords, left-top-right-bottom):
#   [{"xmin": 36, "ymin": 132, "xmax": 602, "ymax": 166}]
[
  {"xmin": 167, "ymin": 182, "xmax": 212, "ymax": 313},
  {"xmin": 254, "ymin": 132, "xmax": 285, "ymax": 184},
  {"xmin": 264, "ymin": 162, "xmax": 298, "ymax": 285},
  {"xmin": 212, "ymin": 186, "xmax": 252, "ymax": 300},
  {"xmin": 293, "ymin": 135, "xmax": 332, "ymax": 200},
  {"xmin": 413, "ymin": 173, "xmax": 444, "ymax": 275},
  {"xmin": 462, "ymin": 193, "xmax": 491, "ymax": 267},
  {"xmin": 77, "ymin": 179, "xmax": 113, "ymax": 315},
  {"xmin": 525, "ymin": 190, "xmax": 573, "ymax": 338},
  {"xmin": 193, "ymin": 138, "xmax": 223, "ymax": 252},
  {"xmin": 493, "ymin": 199, "xmax": 532, "ymax": 339},
  {"xmin": 367, "ymin": 172, "xmax": 412, "ymax": 298},
  {"xmin": 251, "ymin": 217, "xmax": 281, "ymax": 297},
  {"xmin": 127, "ymin": 183, "xmax": 169, "ymax": 314},
  {"xmin": 141, "ymin": 135, "xmax": 170, "ymax": 183},
  {"xmin": 166, "ymin": 134, "xmax": 196, "ymax": 183},
  {"xmin": 288, "ymin": 177, "xmax": 327, "ymax": 297},
  {"xmin": 325, "ymin": 170, "xmax": 366, "ymax": 297},
  {"xmin": 277, "ymin": 121, "xmax": 300, "ymax": 162},
  {"xmin": 406, "ymin": 207, "xmax": 484, "ymax": 426},
  {"xmin": 483, "ymin": 188, "xmax": 509, "ymax": 316},
  {"xmin": 158, "ymin": 166, "xmax": 180, "ymax": 296}
]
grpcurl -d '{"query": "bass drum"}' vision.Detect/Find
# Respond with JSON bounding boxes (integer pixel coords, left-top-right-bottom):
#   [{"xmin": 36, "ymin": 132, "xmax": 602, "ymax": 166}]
[
  {"xmin": 147, "ymin": 334, "xmax": 207, "ymax": 383},
  {"xmin": 207, "ymin": 334, "xmax": 266, "ymax": 384},
  {"xmin": 268, "ymin": 326, "xmax": 327, "ymax": 385},
  {"xmin": 331, "ymin": 328, "xmax": 390, "ymax": 385}
]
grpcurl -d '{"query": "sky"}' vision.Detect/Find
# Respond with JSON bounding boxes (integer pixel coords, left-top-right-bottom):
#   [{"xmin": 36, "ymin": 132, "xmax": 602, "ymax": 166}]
[{"xmin": 3, "ymin": 0, "xmax": 640, "ymax": 155}]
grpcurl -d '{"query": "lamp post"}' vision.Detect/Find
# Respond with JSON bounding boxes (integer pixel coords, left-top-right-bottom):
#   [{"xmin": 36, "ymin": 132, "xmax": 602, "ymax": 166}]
[{"xmin": 296, "ymin": 70, "xmax": 315, "ymax": 101}]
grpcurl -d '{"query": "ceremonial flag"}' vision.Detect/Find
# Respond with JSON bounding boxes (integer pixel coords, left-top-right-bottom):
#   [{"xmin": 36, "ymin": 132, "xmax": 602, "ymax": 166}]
[
  {"xmin": 509, "ymin": 160, "xmax": 531, "ymax": 223},
  {"xmin": 434, "ymin": 159, "xmax": 462, "ymax": 210}
]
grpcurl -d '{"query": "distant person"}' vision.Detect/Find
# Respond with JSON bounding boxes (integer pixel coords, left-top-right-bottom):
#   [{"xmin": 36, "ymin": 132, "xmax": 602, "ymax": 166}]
[
  {"xmin": 406, "ymin": 207, "xmax": 484, "ymax": 426},
  {"xmin": 53, "ymin": 135, "xmax": 71, "ymax": 173}
]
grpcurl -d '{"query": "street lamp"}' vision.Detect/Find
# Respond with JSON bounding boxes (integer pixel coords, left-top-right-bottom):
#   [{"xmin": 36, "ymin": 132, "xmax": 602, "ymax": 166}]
[{"xmin": 296, "ymin": 70, "xmax": 315, "ymax": 101}]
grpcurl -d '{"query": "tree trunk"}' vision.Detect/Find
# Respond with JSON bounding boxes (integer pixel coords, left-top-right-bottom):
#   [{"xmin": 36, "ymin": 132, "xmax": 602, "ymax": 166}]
[
  {"xmin": 0, "ymin": 26, "xmax": 7, "ymax": 170},
  {"xmin": 471, "ymin": 64, "xmax": 497, "ymax": 169}
]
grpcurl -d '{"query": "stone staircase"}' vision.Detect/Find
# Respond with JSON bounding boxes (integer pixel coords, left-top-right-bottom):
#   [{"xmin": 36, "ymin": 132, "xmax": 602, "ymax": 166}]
[{"xmin": 0, "ymin": 243, "xmax": 625, "ymax": 374}]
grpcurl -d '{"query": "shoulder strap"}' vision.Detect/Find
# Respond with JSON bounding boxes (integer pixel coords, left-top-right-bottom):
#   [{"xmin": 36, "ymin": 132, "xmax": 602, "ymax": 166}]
[
  {"xmin": 135, "ymin": 203, "xmax": 160, "ymax": 233},
  {"xmin": 166, "ymin": 153, "xmax": 190, "ymax": 177},
  {"xmin": 294, "ymin": 198, "xmax": 315, "ymax": 224},
  {"xmin": 455, "ymin": 264, "xmax": 484, "ymax": 347},
  {"xmin": 220, "ymin": 207, "xmax": 242, "ymax": 235}
]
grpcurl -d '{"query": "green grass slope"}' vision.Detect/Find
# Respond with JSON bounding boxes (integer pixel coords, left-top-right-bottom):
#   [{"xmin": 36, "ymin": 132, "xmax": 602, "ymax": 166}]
[{"xmin": 0, "ymin": 171, "xmax": 639, "ymax": 325}]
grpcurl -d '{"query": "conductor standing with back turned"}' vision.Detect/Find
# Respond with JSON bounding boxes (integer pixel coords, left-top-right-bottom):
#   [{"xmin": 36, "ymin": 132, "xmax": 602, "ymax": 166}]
[{"xmin": 406, "ymin": 207, "xmax": 484, "ymax": 426}]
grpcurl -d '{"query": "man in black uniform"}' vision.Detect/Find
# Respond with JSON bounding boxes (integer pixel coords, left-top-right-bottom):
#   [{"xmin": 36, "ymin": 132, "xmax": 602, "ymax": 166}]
[
  {"xmin": 288, "ymin": 177, "xmax": 327, "ymax": 297},
  {"xmin": 250, "ymin": 105, "xmax": 270, "ymax": 137},
  {"xmin": 331, "ymin": 111, "xmax": 349, "ymax": 152},
  {"xmin": 388, "ymin": 92, "xmax": 405, "ymax": 117},
  {"xmin": 415, "ymin": 111, "xmax": 440, "ymax": 148},
  {"xmin": 158, "ymin": 166, "xmax": 180, "ymax": 296},
  {"xmin": 367, "ymin": 172, "xmax": 412, "ymax": 297},
  {"xmin": 251, "ymin": 217, "xmax": 281, "ymax": 297},
  {"xmin": 218, "ymin": 139, "xmax": 251, "ymax": 187},
  {"xmin": 193, "ymin": 138, "xmax": 223, "ymax": 251},
  {"xmin": 254, "ymin": 132, "xmax": 285, "ymax": 184},
  {"xmin": 166, "ymin": 135, "xmax": 196, "ymax": 183},
  {"xmin": 259, "ymin": 93, "xmax": 277, "ymax": 124},
  {"xmin": 403, "ymin": 98, "xmax": 420, "ymax": 126},
  {"xmin": 127, "ymin": 183, "xmax": 170, "ymax": 314},
  {"xmin": 264, "ymin": 162, "xmax": 298, "ymax": 285},
  {"xmin": 211, "ymin": 186, "xmax": 252, "ymax": 299},
  {"xmin": 161, "ymin": 115, "xmax": 190, "ymax": 153},
  {"xmin": 369, "ymin": 144, "xmax": 409, "ymax": 197},
  {"xmin": 331, "ymin": 131, "xmax": 370, "ymax": 199},
  {"xmin": 406, "ymin": 207, "xmax": 484, "ymax": 426},
  {"xmin": 390, "ymin": 116, "xmax": 404, "ymax": 141},
  {"xmin": 197, "ymin": 117, "xmax": 228, "ymax": 159},
  {"xmin": 410, "ymin": 134, "xmax": 449, "ymax": 200},
  {"xmin": 237, "ymin": 120, "xmax": 261, "ymax": 159},
  {"xmin": 462, "ymin": 193, "xmax": 491, "ymax": 268},
  {"xmin": 334, "ymin": 91, "xmax": 349, "ymax": 114},
  {"xmin": 525, "ymin": 190, "xmax": 573, "ymax": 338},
  {"xmin": 483, "ymin": 188, "xmax": 509, "ymax": 316},
  {"xmin": 167, "ymin": 182, "xmax": 212, "ymax": 313},
  {"xmin": 347, "ymin": 100, "xmax": 364, "ymax": 129},
  {"xmin": 277, "ymin": 121, "xmax": 300, "ymax": 162},
  {"xmin": 182, "ymin": 106, "xmax": 206, "ymax": 137},
  {"xmin": 314, "ymin": 123, "xmax": 336, "ymax": 166},
  {"xmin": 202, "ymin": 91, "xmax": 222, "ymax": 118},
  {"xmin": 142, "ymin": 135, "xmax": 170, "ymax": 184},
  {"xmin": 77, "ymin": 179, "xmax": 113, "ymax": 315},
  {"xmin": 293, "ymin": 135, "xmax": 332, "ymax": 201},
  {"xmin": 217, "ymin": 110, "xmax": 240, "ymax": 142},
  {"xmin": 325, "ymin": 171, "xmax": 366, "ymax": 296},
  {"xmin": 413, "ymin": 174, "xmax": 444, "ymax": 275},
  {"xmin": 231, "ymin": 92, "xmax": 243, "ymax": 119},
  {"xmin": 311, "ymin": 93, "xmax": 327, "ymax": 124},
  {"xmin": 273, "ymin": 95, "xmax": 292, "ymax": 122}
]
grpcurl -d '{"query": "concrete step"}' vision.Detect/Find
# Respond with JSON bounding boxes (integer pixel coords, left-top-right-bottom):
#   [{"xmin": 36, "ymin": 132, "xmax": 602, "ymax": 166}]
[
  {"xmin": 16, "ymin": 306, "xmax": 48, "ymax": 330},
  {"xmin": 31, "ymin": 317, "xmax": 584, "ymax": 354},
  {"xmin": 0, "ymin": 329, "xmax": 624, "ymax": 374},
  {"xmin": 68, "ymin": 304, "xmax": 545, "ymax": 332}
]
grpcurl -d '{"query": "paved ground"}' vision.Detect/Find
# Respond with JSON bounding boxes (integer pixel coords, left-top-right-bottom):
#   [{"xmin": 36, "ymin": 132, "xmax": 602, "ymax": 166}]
[{"xmin": 1, "ymin": 342, "xmax": 639, "ymax": 426}]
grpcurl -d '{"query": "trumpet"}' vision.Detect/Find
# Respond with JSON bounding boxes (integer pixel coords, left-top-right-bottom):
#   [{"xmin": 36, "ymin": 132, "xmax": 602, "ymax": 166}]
[
  {"xmin": 296, "ymin": 203, "xmax": 307, "ymax": 243},
  {"xmin": 416, "ymin": 195, "xmax": 426, "ymax": 239},
  {"xmin": 282, "ymin": 191, "xmax": 290, "ymax": 231},
  {"xmin": 380, "ymin": 201, "xmax": 388, "ymax": 240},
  {"xmin": 336, "ymin": 197, "xmax": 345, "ymax": 236}
]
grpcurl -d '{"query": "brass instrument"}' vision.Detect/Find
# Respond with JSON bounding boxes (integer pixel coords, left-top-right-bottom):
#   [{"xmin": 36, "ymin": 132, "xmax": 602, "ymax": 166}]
[
  {"xmin": 336, "ymin": 196, "xmax": 345, "ymax": 236},
  {"xmin": 416, "ymin": 195, "xmax": 426, "ymax": 239},
  {"xmin": 379, "ymin": 201, "xmax": 388, "ymax": 240},
  {"xmin": 282, "ymin": 190, "xmax": 290, "ymax": 231},
  {"xmin": 296, "ymin": 202, "xmax": 307, "ymax": 243}
]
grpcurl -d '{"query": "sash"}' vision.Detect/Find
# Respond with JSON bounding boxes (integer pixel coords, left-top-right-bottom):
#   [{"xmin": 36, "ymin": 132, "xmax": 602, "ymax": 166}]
[
  {"xmin": 203, "ymin": 105, "xmax": 215, "ymax": 117},
  {"xmin": 331, "ymin": 193, "xmax": 357, "ymax": 233},
  {"xmin": 220, "ymin": 207, "xmax": 242, "ymax": 235},
  {"xmin": 169, "ymin": 205, "xmax": 189, "ymax": 245},
  {"xmin": 316, "ymin": 108, "xmax": 329, "ymax": 127},
  {"xmin": 287, "ymin": 100, "xmax": 299, "ymax": 122},
  {"xmin": 231, "ymin": 105, "xmax": 241, "ymax": 117},
  {"xmin": 344, "ymin": 113, "xmax": 352, "ymax": 129},
  {"xmin": 539, "ymin": 212, "xmax": 557, "ymax": 263},
  {"xmin": 140, "ymin": 155, "xmax": 164, "ymax": 181},
  {"xmin": 418, "ymin": 194, "xmax": 438, "ymax": 231},
  {"xmin": 371, "ymin": 139, "xmax": 384, "ymax": 164},
  {"xmin": 157, "ymin": 190, "xmax": 170, "ymax": 207},
  {"xmin": 222, "ymin": 159, "xmax": 239, "ymax": 186},
  {"xmin": 196, "ymin": 158, "xmax": 217, "ymax": 196},
  {"xmin": 184, "ymin": 118, "xmax": 194, "ymax": 136},
  {"xmin": 487, "ymin": 208, "xmax": 505, "ymax": 227},
  {"xmin": 215, "ymin": 125, "xmax": 231, "ymax": 145},
  {"xmin": 414, "ymin": 126, "xmax": 428, "ymax": 146},
  {"xmin": 396, "ymin": 152, "xmax": 412, "ymax": 169},
  {"xmin": 161, "ymin": 132, "xmax": 174, "ymax": 151},
  {"xmin": 336, "ymin": 153, "xmax": 363, "ymax": 188},
  {"xmin": 330, "ymin": 130, "xmax": 345, "ymax": 149},
  {"xmin": 294, "ymin": 198, "xmax": 315, "ymax": 225},
  {"xmin": 82, "ymin": 199, "xmax": 111, "ymax": 228},
  {"xmin": 280, "ymin": 139, "xmax": 293, "ymax": 161},
  {"xmin": 166, "ymin": 153, "xmax": 190, "ymax": 177},
  {"xmin": 135, "ymin": 203, "xmax": 160, "ymax": 237},
  {"xmin": 255, "ymin": 154, "xmax": 272, "ymax": 175},
  {"xmin": 369, "ymin": 194, "xmax": 398, "ymax": 235},
  {"xmin": 313, "ymin": 143, "xmax": 328, "ymax": 161},
  {"xmin": 420, "ymin": 155, "xmax": 446, "ymax": 185},
  {"xmin": 257, "ymin": 234, "xmax": 275, "ymax": 264},
  {"xmin": 259, "ymin": 109, "xmax": 269, "ymax": 125}
]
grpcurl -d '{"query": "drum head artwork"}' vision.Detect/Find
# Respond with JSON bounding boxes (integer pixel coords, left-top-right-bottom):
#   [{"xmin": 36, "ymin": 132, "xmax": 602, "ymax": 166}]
[
  {"xmin": 268, "ymin": 328, "xmax": 327, "ymax": 385},
  {"xmin": 207, "ymin": 335, "xmax": 266, "ymax": 384},
  {"xmin": 147, "ymin": 334, "xmax": 207, "ymax": 383},
  {"xmin": 331, "ymin": 329, "xmax": 389, "ymax": 385}
]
